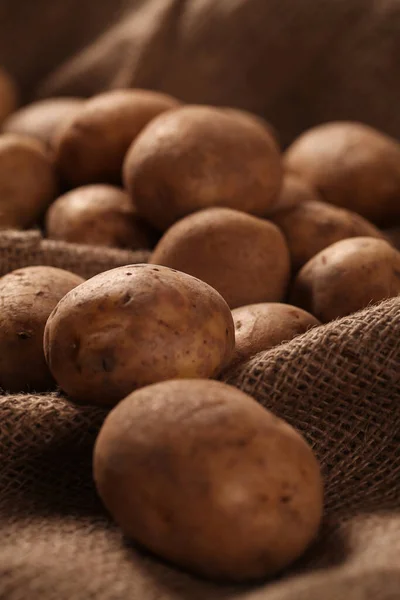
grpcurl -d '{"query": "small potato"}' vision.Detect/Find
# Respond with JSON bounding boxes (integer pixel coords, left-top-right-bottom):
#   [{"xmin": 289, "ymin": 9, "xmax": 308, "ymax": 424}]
[
  {"xmin": 231, "ymin": 303, "xmax": 320, "ymax": 365},
  {"xmin": 2, "ymin": 97, "xmax": 84, "ymax": 149},
  {"xmin": 150, "ymin": 208, "xmax": 290, "ymax": 309},
  {"xmin": 284, "ymin": 122, "xmax": 400, "ymax": 226},
  {"xmin": 0, "ymin": 266, "xmax": 84, "ymax": 392},
  {"xmin": 271, "ymin": 199, "xmax": 384, "ymax": 272},
  {"xmin": 44, "ymin": 264, "xmax": 235, "ymax": 406},
  {"xmin": 54, "ymin": 89, "xmax": 180, "ymax": 186},
  {"xmin": 45, "ymin": 184, "xmax": 152, "ymax": 250},
  {"xmin": 267, "ymin": 174, "xmax": 321, "ymax": 215},
  {"xmin": 0, "ymin": 67, "xmax": 18, "ymax": 125},
  {"xmin": 123, "ymin": 105, "xmax": 283, "ymax": 230},
  {"xmin": 290, "ymin": 237, "xmax": 400, "ymax": 323},
  {"xmin": 0, "ymin": 134, "xmax": 58, "ymax": 229},
  {"xmin": 93, "ymin": 379, "xmax": 323, "ymax": 581}
]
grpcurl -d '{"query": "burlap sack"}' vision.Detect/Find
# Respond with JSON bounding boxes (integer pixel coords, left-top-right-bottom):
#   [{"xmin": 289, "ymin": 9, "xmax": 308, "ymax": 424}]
[{"xmin": 0, "ymin": 229, "xmax": 399, "ymax": 599}]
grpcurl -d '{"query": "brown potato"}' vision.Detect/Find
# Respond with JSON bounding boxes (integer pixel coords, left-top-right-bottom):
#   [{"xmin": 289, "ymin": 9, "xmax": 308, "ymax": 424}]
[
  {"xmin": 267, "ymin": 174, "xmax": 321, "ymax": 215},
  {"xmin": 284, "ymin": 122, "xmax": 400, "ymax": 226},
  {"xmin": 54, "ymin": 89, "xmax": 180, "ymax": 186},
  {"xmin": 45, "ymin": 184, "xmax": 152, "ymax": 250},
  {"xmin": 222, "ymin": 107, "xmax": 281, "ymax": 149},
  {"xmin": 2, "ymin": 97, "xmax": 84, "ymax": 149},
  {"xmin": 93, "ymin": 379, "xmax": 323, "ymax": 581},
  {"xmin": 0, "ymin": 134, "xmax": 58, "ymax": 229},
  {"xmin": 0, "ymin": 266, "xmax": 84, "ymax": 392},
  {"xmin": 0, "ymin": 67, "xmax": 18, "ymax": 125},
  {"xmin": 150, "ymin": 208, "xmax": 290, "ymax": 309},
  {"xmin": 290, "ymin": 237, "xmax": 400, "ymax": 323},
  {"xmin": 231, "ymin": 303, "xmax": 320, "ymax": 365},
  {"xmin": 44, "ymin": 264, "xmax": 235, "ymax": 406},
  {"xmin": 271, "ymin": 199, "xmax": 384, "ymax": 272},
  {"xmin": 123, "ymin": 105, "xmax": 283, "ymax": 231}
]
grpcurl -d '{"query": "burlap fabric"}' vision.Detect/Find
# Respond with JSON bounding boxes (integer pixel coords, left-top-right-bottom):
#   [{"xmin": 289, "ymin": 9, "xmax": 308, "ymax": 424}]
[{"xmin": 0, "ymin": 230, "xmax": 399, "ymax": 599}]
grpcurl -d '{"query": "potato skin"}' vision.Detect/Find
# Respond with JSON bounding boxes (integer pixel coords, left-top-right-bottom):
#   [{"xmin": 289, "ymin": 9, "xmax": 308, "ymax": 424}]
[
  {"xmin": 93, "ymin": 379, "xmax": 323, "ymax": 582},
  {"xmin": 0, "ymin": 134, "xmax": 58, "ymax": 229},
  {"xmin": 2, "ymin": 97, "xmax": 83, "ymax": 148},
  {"xmin": 44, "ymin": 264, "xmax": 235, "ymax": 406},
  {"xmin": 271, "ymin": 199, "xmax": 384, "ymax": 272},
  {"xmin": 123, "ymin": 105, "xmax": 283, "ymax": 231},
  {"xmin": 0, "ymin": 266, "xmax": 84, "ymax": 392},
  {"xmin": 267, "ymin": 174, "xmax": 321, "ymax": 215},
  {"xmin": 231, "ymin": 303, "xmax": 320, "ymax": 365},
  {"xmin": 290, "ymin": 237, "xmax": 400, "ymax": 323},
  {"xmin": 150, "ymin": 208, "xmax": 290, "ymax": 309},
  {"xmin": 54, "ymin": 89, "xmax": 180, "ymax": 186},
  {"xmin": 284, "ymin": 122, "xmax": 400, "ymax": 226},
  {"xmin": 45, "ymin": 184, "xmax": 152, "ymax": 250},
  {"xmin": 0, "ymin": 67, "xmax": 18, "ymax": 125}
]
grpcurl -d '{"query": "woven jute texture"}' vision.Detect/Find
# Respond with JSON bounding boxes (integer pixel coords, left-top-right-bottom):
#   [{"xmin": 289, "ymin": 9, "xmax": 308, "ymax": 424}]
[{"xmin": 0, "ymin": 225, "xmax": 399, "ymax": 599}]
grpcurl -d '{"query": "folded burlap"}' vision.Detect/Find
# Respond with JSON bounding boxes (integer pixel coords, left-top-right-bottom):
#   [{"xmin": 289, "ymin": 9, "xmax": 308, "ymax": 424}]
[{"xmin": 0, "ymin": 230, "xmax": 399, "ymax": 600}]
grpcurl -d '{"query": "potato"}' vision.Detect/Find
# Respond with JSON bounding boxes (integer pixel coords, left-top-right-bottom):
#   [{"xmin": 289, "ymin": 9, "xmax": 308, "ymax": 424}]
[
  {"xmin": 222, "ymin": 107, "xmax": 281, "ymax": 148},
  {"xmin": 0, "ymin": 134, "xmax": 58, "ymax": 229},
  {"xmin": 54, "ymin": 89, "xmax": 180, "ymax": 186},
  {"xmin": 2, "ymin": 97, "xmax": 83, "ymax": 149},
  {"xmin": 123, "ymin": 105, "xmax": 283, "ymax": 231},
  {"xmin": 150, "ymin": 208, "xmax": 290, "ymax": 309},
  {"xmin": 93, "ymin": 379, "xmax": 323, "ymax": 581},
  {"xmin": 0, "ymin": 266, "xmax": 84, "ymax": 392},
  {"xmin": 290, "ymin": 237, "xmax": 400, "ymax": 323},
  {"xmin": 0, "ymin": 67, "xmax": 18, "ymax": 125},
  {"xmin": 284, "ymin": 122, "xmax": 400, "ymax": 226},
  {"xmin": 44, "ymin": 264, "xmax": 235, "ymax": 406},
  {"xmin": 231, "ymin": 303, "xmax": 320, "ymax": 365},
  {"xmin": 267, "ymin": 174, "xmax": 321, "ymax": 215},
  {"xmin": 271, "ymin": 199, "xmax": 384, "ymax": 272},
  {"xmin": 45, "ymin": 184, "xmax": 152, "ymax": 250}
]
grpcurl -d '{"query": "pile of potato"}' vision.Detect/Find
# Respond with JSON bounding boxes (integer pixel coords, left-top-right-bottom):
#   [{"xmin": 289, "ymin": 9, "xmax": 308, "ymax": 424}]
[{"xmin": 2, "ymin": 65, "xmax": 400, "ymax": 583}]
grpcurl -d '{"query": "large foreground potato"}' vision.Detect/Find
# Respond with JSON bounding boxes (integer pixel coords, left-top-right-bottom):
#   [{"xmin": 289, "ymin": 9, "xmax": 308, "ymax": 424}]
[
  {"xmin": 284, "ymin": 122, "xmax": 400, "ymax": 226},
  {"xmin": 150, "ymin": 208, "xmax": 290, "ymax": 308},
  {"xmin": 54, "ymin": 89, "xmax": 180, "ymax": 186},
  {"xmin": 2, "ymin": 97, "xmax": 84, "ymax": 148},
  {"xmin": 123, "ymin": 105, "xmax": 282, "ymax": 230},
  {"xmin": 231, "ymin": 303, "xmax": 320, "ymax": 365},
  {"xmin": 44, "ymin": 264, "xmax": 234, "ymax": 406},
  {"xmin": 271, "ymin": 199, "xmax": 384, "ymax": 272},
  {"xmin": 45, "ymin": 184, "xmax": 152, "ymax": 250},
  {"xmin": 0, "ymin": 67, "xmax": 18, "ymax": 125},
  {"xmin": 0, "ymin": 266, "xmax": 84, "ymax": 392},
  {"xmin": 94, "ymin": 379, "xmax": 323, "ymax": 582},
  {"xmin": 290, "ymin": 237, "xmax": 400, "ymax": 322},
  {"xmin": 0, "ymin": 134, "xmax": 58, "ymax": 229}
]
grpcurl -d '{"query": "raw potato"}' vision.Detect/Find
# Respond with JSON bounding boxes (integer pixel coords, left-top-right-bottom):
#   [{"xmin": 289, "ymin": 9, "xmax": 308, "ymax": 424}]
[
  {"xmin": 271, "ymin": 199, "xmax": 384, "ymax": 272},
  {"xmin": 290, "ymin": 237, "xmax": 400, "ymax": 323},
  {"xmin": 0, "ymin": 266, "xmax": 84, "ymax": 392},
  {"xmin": 0, "ymin": 67, "xmax": 18, "ymax": 125},
  {"xmin": 231, "ymin": 303, "xmax": 320, "ymax": 365},
  {"xmin": 150, "ymin": 208, "xmax": 290, "ymax": 309},
  {"xmin": 2, "ymin": 97, "xmax": 84, "ymax": 148},
  {"xmin": 284, "ymin": 122, "xmax": 400, "ymax": 226},
  {"xmin": 0, "ymin": 134, "xmax": 58, "ymax": 229},
  {"xmin": 54, "ymin": 89, "xmax": 180, "ymax": 186},
  {"xmin": 46, "ymin": 184, "xmax": 152, "ymax": 250},
  {"xmin": 93, "ymin": 379, "xmax": 323, "ymax": 581},
  {"xmin": 44, "ymin": 264, "xmax": 235, "ymax": 406},
  {"xmin": 222, "ymin": 107, "xmax": 281, "ymax": 148},
  {"xmin": 267, "ymin": 174, "xmax": 321, "ymax": 215},
  {"xmin": 123, "ymin": 105, "xmax": 283, "ymax": 231}
]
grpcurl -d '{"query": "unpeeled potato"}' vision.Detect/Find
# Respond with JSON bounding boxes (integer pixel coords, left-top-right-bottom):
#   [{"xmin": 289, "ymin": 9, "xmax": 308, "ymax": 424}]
[
  {"xmin": 284, "ymin": 122, "xmax": 400, "ymax": 226},
  {"xmin": 44, "ymin": 264, "xmax": 235, "ymax": 406},
  {"xmin": 123, "ymin": 105, "xmax": 283, "ymax": 230},
  {"xmin": 54, "ymin": 89, "xmax": 180, "ymax": 186},
  {"xmin": 94, "ymin": 379, "xmax": 323, "ymax": 581},
  {"xmin": 150, "ymin": 207, "xmax": 290, "ymax": 309},
  {"xmin": 267, "ymin": 174, "xmax": 321, "ymax": 215},
  {"xmin": 0, "ymin": 266, "xmax": 84, "ymax": 392},
  {"xmin": 290, "ymin": 237, "xmax": 400, "ymax": 322}
]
